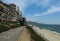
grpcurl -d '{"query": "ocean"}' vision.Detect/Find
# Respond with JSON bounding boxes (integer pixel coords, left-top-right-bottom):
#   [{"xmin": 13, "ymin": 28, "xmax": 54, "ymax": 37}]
[
  {"xmin": 27, "ymin": 21, "xmax": 60, "ymax": 33},
  {"xmin": 39, "ymin": 25, "xmax": 60, "ymax": 33}
]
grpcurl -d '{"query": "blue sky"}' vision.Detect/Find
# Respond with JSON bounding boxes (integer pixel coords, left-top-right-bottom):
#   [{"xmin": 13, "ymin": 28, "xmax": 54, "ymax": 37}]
[{"xmin": 2, "ymin": 0, "xmax": 60, "ymax": 24}]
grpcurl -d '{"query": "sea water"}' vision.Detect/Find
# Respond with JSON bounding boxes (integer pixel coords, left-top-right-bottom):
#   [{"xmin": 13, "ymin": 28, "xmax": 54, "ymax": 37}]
[{"xmin": 39, "ymin": 25, "xmax": 60, "ymax": 33}]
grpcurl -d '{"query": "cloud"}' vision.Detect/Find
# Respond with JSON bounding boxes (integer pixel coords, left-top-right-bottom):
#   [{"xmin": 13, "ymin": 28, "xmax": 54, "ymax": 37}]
[
  {"xmin": 27, "ymin": 17, "xmax": 37, "ymax": 22},
  {"xmin": 20, "ymin": 0, "xmax": 29, "ymax": 11},
  {"xmin": 26, "ymin": 15, "xmax": 37, "ymax": 22},
  {"xmin": 36, "ymin": 0, "xmax": 52, "ymax": 7},
  {"xmin": 34, "ymin": 6, "xmax": 60, "ymax": 16},
  {"xmin": 20, "ymin": 0, "xmax": 52, "ymax": 11}
]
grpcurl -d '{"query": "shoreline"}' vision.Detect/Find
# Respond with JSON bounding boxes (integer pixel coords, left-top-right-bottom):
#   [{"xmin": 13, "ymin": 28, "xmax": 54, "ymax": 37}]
[
  {"xmin": 29, "ymin": 24, "xmax": 60, "ymax": 33},
  {"xmin": 41, "ymin": 28, "xmax": 60, "ymax": 34},
  {"xmin": 31, "ymin": 25, "xmax": 60, "ymax": 34},
  {"xmin": 31, "ymin": 26, "xmax": 60, "ymax": 41},
  {"xmin": 40, "ymin": 28, "xmax": 60, "ymax": 35}
]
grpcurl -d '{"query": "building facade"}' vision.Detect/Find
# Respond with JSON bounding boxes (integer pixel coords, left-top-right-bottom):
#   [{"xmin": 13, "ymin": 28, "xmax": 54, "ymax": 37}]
[{"xmin": 0, "ymin": 1, "xmax": 23, "ymax": 22}]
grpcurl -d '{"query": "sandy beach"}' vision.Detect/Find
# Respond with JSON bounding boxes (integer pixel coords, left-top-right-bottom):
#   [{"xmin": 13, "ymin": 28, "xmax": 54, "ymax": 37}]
[{"xmin": 31, "ymin": 26, "xmax": 60, "ymax": 41}]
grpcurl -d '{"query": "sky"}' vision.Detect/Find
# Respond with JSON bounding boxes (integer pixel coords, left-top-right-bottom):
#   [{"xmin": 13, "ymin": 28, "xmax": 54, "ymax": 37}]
[{"xmin": 2, "ymin": 0, "xmax": 60, "ymax": 24}]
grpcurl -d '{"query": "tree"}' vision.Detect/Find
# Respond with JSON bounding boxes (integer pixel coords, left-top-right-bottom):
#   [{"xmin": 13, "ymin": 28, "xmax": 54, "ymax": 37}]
[{"xmin": 23, "ymin": 17, "xmax": 27, "ymax": 25}]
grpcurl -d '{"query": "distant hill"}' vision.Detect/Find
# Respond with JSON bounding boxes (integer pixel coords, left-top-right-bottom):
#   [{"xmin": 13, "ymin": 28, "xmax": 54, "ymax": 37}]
[{"xmin": 27, "ymin": 21, "xmax": 44, "ymax": 27}]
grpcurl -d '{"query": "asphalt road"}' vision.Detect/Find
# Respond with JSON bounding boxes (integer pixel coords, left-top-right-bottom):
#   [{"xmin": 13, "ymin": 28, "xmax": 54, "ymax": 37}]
[{"xmin": 0, "ymin": 26, "xmax": 24, "ymax": 41}]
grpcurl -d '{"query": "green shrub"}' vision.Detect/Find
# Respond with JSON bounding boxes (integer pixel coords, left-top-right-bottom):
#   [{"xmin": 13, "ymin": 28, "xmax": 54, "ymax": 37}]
[
  {"xmin": 0, "ymin": 21, "xmax": 21, "ymax": 33},
  {"xmin": 0, "ymin": 25, "xmax": 9, "ymax": 33}
]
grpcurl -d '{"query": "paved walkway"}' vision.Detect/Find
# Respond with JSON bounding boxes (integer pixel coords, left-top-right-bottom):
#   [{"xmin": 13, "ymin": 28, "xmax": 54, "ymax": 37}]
[
  {"xmin": 17, "ymin": 27, "xmax": 45, "ymax": 41},
  {"xmin": 0, "ymin": 26, "xmax": 24, "ymax": 41},
  {"xmin": 17, "ymin": 27, "xmax": 31, "ymax": 41}
]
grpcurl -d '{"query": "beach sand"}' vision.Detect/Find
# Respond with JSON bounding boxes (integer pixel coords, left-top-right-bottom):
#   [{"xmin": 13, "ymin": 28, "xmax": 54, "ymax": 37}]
[{"xmin": 32, "ymin": 26, "xmax": 60, "ymax": 41}]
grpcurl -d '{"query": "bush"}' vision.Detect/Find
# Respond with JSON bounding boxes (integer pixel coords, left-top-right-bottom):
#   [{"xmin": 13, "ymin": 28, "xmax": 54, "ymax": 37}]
[
  {"xmin": 0, "ymin": 21, "xmax": 21, "ymax": 33},
  {"xmin": 0, "ymin": 25, "xmax": 9, "ymax": 33}
]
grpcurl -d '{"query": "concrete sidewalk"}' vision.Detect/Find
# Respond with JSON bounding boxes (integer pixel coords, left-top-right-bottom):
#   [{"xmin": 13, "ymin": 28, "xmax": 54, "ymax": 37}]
[{"xmin": 0, "ymin": 26, "xmax": 24, "ymax": 41}]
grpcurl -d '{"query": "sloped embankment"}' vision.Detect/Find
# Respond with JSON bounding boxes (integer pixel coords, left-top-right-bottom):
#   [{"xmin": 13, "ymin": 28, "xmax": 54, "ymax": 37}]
[{"xmin": 17, "ymin": 26, "xmax": 45, "ymax": 41}]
